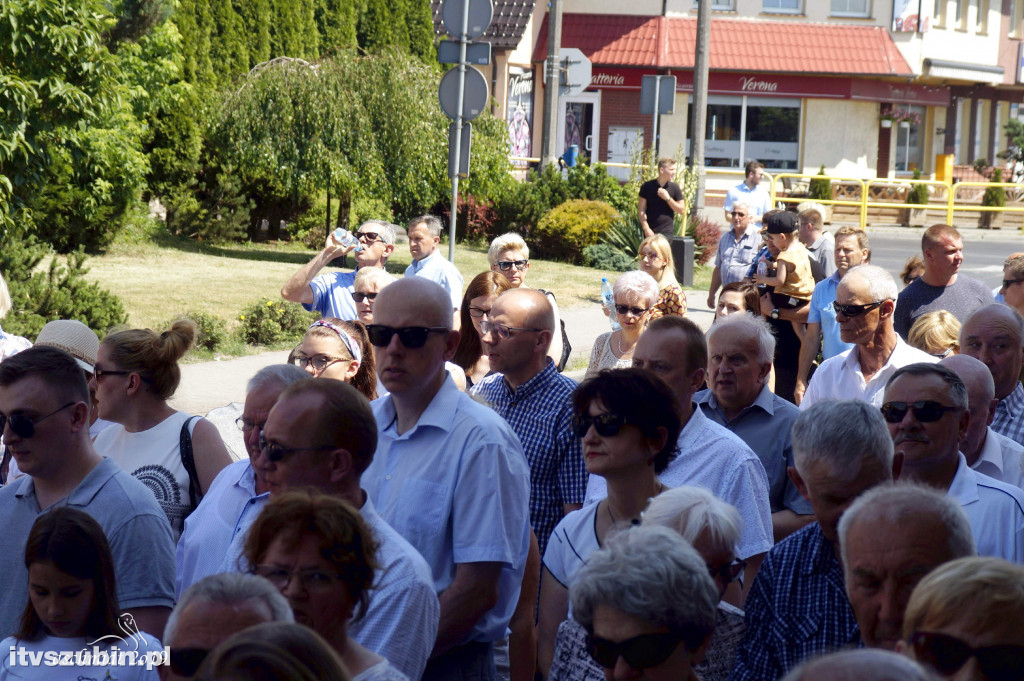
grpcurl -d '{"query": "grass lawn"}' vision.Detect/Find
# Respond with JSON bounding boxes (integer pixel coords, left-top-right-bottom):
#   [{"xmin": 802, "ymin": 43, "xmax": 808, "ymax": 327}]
[{"xmin": 83, "ymin": 229, "xmax": 711, "ymax": 358}]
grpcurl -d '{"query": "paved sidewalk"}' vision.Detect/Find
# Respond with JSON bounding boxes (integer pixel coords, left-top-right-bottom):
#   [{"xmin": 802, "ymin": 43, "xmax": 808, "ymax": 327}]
[{"xmin": 169, "ymin": 293, "xmax": 716, "ymax": 416}]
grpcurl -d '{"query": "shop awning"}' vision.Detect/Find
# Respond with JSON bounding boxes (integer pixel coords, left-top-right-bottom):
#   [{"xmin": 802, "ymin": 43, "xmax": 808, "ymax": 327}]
[
  {"xmin": 533, "ymin": 14, "xmax": 914, "ymax": 77},
  {"xmin": 924, "ymin": 58, "xmax": 1004, "ymax": 84}
]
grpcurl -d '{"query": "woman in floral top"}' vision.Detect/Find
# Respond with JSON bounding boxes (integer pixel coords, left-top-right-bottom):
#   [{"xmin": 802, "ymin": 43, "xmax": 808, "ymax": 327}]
[{"xmin": 638, "ymin": 234, "xmax": 687, "ymax": 319}]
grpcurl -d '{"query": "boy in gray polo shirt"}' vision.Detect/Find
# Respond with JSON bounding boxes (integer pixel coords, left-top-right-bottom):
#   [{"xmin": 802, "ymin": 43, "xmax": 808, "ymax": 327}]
[{"xmin": 0, "ymin": 347, "xmax": 175, "ymax": 639}]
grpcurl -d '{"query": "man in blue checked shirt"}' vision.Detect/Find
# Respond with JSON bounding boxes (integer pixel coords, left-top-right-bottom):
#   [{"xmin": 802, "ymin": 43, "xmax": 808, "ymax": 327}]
[
  {"xmin": 730, "ymin": 400, "xmax": 897, "ymax": 681},
  {"xmin": 470, "ymin": 288, "xmax": 587, "ymax": 556}
]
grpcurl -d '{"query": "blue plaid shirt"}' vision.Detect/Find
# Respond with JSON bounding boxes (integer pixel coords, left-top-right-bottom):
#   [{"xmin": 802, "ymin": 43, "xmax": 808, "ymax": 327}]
[
  {"xmin": 471, "ymin": 360, "xmax": 587, "ymax": 555},
  {"xmin": 730, "ymin": 522, "xmax": 860, "ymax": 681},
  {"xmin": 993, "ymin": 381, "xmax": 1024, "ymax": 448}
]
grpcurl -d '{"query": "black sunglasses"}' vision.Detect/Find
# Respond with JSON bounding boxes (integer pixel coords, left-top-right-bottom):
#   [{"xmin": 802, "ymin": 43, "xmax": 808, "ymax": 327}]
[
  {"xmin": 880, "ymin": 400, "xmax": 960, "ymax": 424},
  {"xmin": 731, "ymin": 212, "xmax": 747, "ymax": 218},
  {"xmin": 366, "ymin": 325, "xmax": 448, "ymax": 348},
  {"xmin": 0, "ymin": 402, "xmax": 75, "ymax": 439},
  {"xmin": 572, "ymin": 413, "xmax": 630, "ymax": 438},
  {"xmin": 351, "ymin": 291, "xmax": 378, "ymax": 303},
  {"xmin": 258, "ymin": 433, "xmax": 337, "ymax": 462},
  {"xmin": 587, "ymin": 631, "xmax": 683, "ymax": 670},
  {"xmin": 1003, "ymin": 278, "xmax": 1024, "ymax": 290},
  {"xmin": 911, "ymin": 631, "xmax": 1024, "ymax": 681},
  {"xmin": 169, "ymin": 647, "xmax": 210, "ymax": 677},
  {"xmin": 356, "ymin": 231, "xmax": 383, "ymax": 244},
  {"xmin": 496, "ymin": 259, "xmax": 529, "ymax": 271},
  {"xmin": 93, "ymin": 367, "xmax": 132, "ymax": 380},
  {"xmin": 833, "ymin": 301, "xmax": 885, "ymax": 318},
  {"xmin": 709, "ymin": 559, "xmax": 746, "ymax": 585},
  {"xmin": 614, "ymin": 304, "xmax": 650, "ymax": 317}
]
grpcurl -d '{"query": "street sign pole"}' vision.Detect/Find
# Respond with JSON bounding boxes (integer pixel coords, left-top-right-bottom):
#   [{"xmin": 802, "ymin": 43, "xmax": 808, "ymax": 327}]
[
  {"xmin": 448, "ymin": 0, "xmax": 470, "ymax": 262},
  {"xmin": 652, "ymin": 76, "xmax": 661, "ymax": 159}
]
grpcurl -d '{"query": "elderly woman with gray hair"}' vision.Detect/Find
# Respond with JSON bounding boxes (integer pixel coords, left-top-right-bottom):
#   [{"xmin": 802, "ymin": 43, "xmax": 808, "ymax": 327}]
[
  {"xmin": 570, "ymin": 524, "xmax": 718, "ymax": 681},
  {"xmin": 586, "ymin": 270, "xmax": 660, "ymax": 379},
  {"xmin": 549, "ymin": 487, "xmax": 746, "ymax": 681}
]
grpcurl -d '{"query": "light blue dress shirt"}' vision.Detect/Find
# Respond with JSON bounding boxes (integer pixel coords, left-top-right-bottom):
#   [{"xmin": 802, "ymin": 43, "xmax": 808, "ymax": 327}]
[
  {"xmin": 405, "ymin": 250, "xmax": 465, "ymax": 310},
  {"xmin": 807, "ymin": 271, "xmax": 854, "ymax": 360}
]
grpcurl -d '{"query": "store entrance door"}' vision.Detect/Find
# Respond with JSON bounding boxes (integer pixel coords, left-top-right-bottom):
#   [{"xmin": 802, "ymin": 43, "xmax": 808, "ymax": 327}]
[{"xmin": 557, "ymin": 92, "xmax": 601, "ymax": 163}]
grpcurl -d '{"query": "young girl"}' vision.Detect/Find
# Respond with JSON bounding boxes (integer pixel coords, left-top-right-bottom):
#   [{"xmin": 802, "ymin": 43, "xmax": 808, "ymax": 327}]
[
  {"xmin": 753, "ymin": 211, "xmax": 814, "ymax": 339},
  {"xmin": 0, "ymin": 508, "xmax": 162, "ymax": 680}
]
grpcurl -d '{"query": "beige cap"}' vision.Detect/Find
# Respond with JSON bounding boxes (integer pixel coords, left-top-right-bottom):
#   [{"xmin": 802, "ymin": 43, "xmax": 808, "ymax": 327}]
[{"xmin": 35, "ymin": 320, "xmax": 100, "ymax": 373}]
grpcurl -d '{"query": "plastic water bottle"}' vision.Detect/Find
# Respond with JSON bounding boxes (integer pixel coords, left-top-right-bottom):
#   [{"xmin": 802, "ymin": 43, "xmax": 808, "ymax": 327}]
[
  {"xmin": 601, "ymin": 278, "xmax": 621, "ymax": 331},
  {"xmin": 332, "ymin": 228, "xmax": 364, "ymax": 253},
  {"xmin": 756, "ymin": 258, "xmax": 768, "ymax": 277}
]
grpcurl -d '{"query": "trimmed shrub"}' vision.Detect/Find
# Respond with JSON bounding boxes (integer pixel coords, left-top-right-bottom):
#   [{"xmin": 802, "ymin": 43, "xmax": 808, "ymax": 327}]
[
  {"xmin": 238, "ymin": 298, "xmax": 318, "ymax": 346},
  {"xmin": 983, "ymin": 168, "xmax": 1007, "ymax": 208},
  {"xmin": 168, "ymin": 311, "xmax": 228, "ymax": 352},
  {"xmin": 533, "ymin": 200, "xmax": 619, "ymax": 263},
  {"xmin": 907, "ymin": 168, "xmax": 929, "ymax": 206},
  {"xmin": 809, "ymin": 165, "xmax": 831, "ymax": 202},
  {"xmin": 583, "ymin": 243, "xmax": 634, "ymax": 272}
]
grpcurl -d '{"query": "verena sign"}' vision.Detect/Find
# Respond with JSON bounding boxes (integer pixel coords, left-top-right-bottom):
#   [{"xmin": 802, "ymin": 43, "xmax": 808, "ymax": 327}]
[{"xmin": 739, "ymin": 76, "xmax": 778, "ymax": 93}]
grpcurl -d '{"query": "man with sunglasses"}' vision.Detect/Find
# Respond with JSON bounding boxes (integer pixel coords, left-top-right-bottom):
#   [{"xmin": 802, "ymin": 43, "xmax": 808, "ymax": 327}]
[
  {"xmin": 405, "ymin": 215, "xmax": 463, "ymax": 326},
  {"xmin": 0, "ymin": 347, "xmax": 176, "ymax": 639},
  {"xmin": 893, "ymin": 224, "xmax": 993, "ymax": 339},
  {"xmin": 837, "ymin": 484, "xmax": 975, "ymax": 651},
  {"xmin": 281, "ymin": 219, "xmax": 396, "ymax": 321},
  {"xmin": 470, "ymin": 288, "xmax": 586, "ymax": 558},
  {"xmin": 732, "ymin": 400, "xmax": 896, "ymax": 681},
  {"xmin": 882, "ymin": 362, "xmax": 1024, "ymax": 563},
  {"xmin": 801, "ymin": 264, "xmax": 936, "ymax": 411},
  {"xmin": 162, "ymin": 572, "xmax": 294, "ymax": 680},
  {"xmin": 362, "ymin": 277, "xmax": 531, "ymax": 681},
  {"xmin": 707, "ymin": 200, "xmax": 760, "ymax": 309},
  {"xmin": 251, "ymin": 377, "xmax": 440, "ymax": 679}
]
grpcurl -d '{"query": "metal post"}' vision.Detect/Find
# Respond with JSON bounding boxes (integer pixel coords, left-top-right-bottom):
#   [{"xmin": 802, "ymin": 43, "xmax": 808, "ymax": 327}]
[
  {"xmin": 449, "ymin": 0, "xmax": 471, "ymax": 262},
  {"xmin": 652, "ymin": 76, "xmax": 661, "ymax": 158},
  {"xmin": 540, "ymin": 0, "xmax": 562, "ymax": 169},
  {"xmin": 687, "ymin": 0, "xmax": 711, "ymax": 214}
]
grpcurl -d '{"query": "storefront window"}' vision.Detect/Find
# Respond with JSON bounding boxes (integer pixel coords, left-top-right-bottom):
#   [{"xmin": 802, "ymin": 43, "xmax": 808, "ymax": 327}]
[
  {"xmin": 687, "ymin": 96, "xmax": 801, "ymax": 170},
  {"xmin": 895, "ymin": 105, "xmax": 926, "ymax": 173}
]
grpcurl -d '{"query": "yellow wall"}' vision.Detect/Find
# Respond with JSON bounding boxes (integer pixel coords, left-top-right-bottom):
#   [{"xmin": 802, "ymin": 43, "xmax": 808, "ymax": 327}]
[{"xmin": 802, "ymin": 99, "xmax": 879, "ymax": 179}]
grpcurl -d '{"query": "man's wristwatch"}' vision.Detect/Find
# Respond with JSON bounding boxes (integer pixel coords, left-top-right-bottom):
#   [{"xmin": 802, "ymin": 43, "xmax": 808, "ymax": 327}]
[{"xmin": 770, "ymin": 308, "xmax": 780, "ymax": 319}]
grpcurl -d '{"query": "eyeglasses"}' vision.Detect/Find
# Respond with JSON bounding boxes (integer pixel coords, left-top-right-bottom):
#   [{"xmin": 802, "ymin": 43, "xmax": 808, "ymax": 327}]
[
  {"xmin": 833, "ymin": 301, "xmax": 885, "ymax": 318},
  {"xmin": 496, "ymin": 259, "xmax": 529, "ymax": 271},
  {"xmin": 290, "ymin": 354, "xmax": 345, "ymax": 373},
  {"xmin": 468, "ymin": 306, "xmax": 491, "ymax": 319},
  {"xmin": 586, "ymin": 631, "xmax": 683, "ymax": 670},
  {"xmin": 708, "ymin": 559, "xmax": 746, "ymax": 585},
  {"xmin": 614, "ymin": 304, "xmax": 650, "ymax": 317},
  {"xmin": 366, "ymin": 325, "xmax": 448, "ymax": 348},
  {"xmin": 93, "ymin": 367, "xmax": 131, "ymax": 380},
  {"xmin": 356, "ymin": 231, "xmax": 383, "ymax": 244},
  {"xmin": 258, "ymin": 433, "xmax": 337, "ymax": 462},
  {"xmin": 235, "ymin": 417, "xmax": 262, "ymax": 433},
  {"xmin": 731, "ymin": 212, "xmax": 747, "ymax": 218},
  {"xmin": 480, "ymin": 319, "xmax": 545, "ymax": 340},
  {"xmin": 1003, "ymin": 278, "xmax": 1024, "ymax": 290},
  {"xmin": 169, "ymin": 648, "xmax": 210, "ymax": 677},
  {"xmin": 911, "ymin": 631, "xmax": 1024, "ymax": 681},
  {"xmin": 351, "ymin": 291, "xmax": 378, "ymax": 303},
  {"xmin": 0, "ymin": 402, "xmax": 75, "ymax": 439},
  {"xmin": 572, "ymin": 413, "xmax": 631, "ymax": 438},
  {"xmin": 932, "ymin": 347, "xmax": 954, "ymax": 359},
  {"xmin": 250, "ymin": 565, "xmax": 343, "ymax": 593},
  {"xmin": 880, "ymin": 400, "xmax": 960, "ymax": 424}
]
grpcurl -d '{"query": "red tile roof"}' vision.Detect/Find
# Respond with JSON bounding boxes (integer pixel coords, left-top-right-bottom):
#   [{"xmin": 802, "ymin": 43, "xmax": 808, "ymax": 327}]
[{"xmin": 534, "ymin": 14, "xmax": 913, "ymax": 76}]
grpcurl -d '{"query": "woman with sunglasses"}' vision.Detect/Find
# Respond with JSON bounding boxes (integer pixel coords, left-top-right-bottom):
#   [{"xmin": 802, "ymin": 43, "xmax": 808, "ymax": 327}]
[
  {"xmin": 899, "ymin": 556, "xmax": 1024, "ymax": 681},
  {"xmin": 584, "ymin": 271, "xmax": 659, "ymax": 380},
  {"xmin": 91, "ymin": 321, "xmax": 233, "ymax": 541},
  {"xmin": 352, "ymin": 268, "xmax": 397, "ymax": 326},
  {"xmin": 452, "ymin": 271, "xmax": 512, "ymax": 387},
  {"xmin": 549, "ymin": 486, "xmax": 747, "ymax": 681},
  {"xmin": 243, "ymin": 490, "xmax": 408, "ymax": 681},
  {"xmin": 291, "ymin": 319, "xmax": 377, "ymax": 400},
  {"xmin": 571, "ymin": 525, "xmax": 718, "ymax": 681},
  {"xmin": 537, "ymin": 368, "xmax": 681, "ymax": 678},
  {"xmin": 637, "ymin": 234, "xmax": 687, "ymax": 319}
]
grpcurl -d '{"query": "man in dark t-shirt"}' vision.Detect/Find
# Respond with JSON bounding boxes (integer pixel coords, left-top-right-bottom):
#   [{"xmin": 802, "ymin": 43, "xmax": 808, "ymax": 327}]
[{"xmin": 638, "ymin": 157, "xmax": 686, "ymax": 238}]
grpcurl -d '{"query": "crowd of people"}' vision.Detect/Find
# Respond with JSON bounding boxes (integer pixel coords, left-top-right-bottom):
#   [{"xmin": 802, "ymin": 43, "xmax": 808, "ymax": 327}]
[{"xmin": 0, "ymin": 179, "xmax": 1023, "ymax": 681}]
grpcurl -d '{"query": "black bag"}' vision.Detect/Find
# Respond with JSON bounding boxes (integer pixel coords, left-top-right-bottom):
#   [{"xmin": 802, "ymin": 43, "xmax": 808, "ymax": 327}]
[
  {"xmin": 538, "ymin": 289, "xmax": 572, "ymax": 372},
  {"xmin": 179, "ymin": 416, "xmax": 203, "ymax": 512}
]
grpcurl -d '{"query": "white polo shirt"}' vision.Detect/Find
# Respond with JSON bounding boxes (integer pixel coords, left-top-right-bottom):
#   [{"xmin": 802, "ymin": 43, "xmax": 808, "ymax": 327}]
[
  {"xmin": 800, "ymin": 337, "xmax": 936, "ymax": 410},
  {"xmin": 971, "ymin": 428, "xmax": 1024, "ymax": 490},
  {"xmin": 948, "ymin": 453, "xmax": 1024, "ymax": 564}
]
